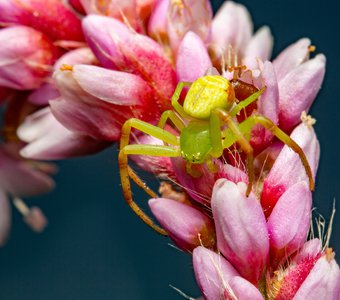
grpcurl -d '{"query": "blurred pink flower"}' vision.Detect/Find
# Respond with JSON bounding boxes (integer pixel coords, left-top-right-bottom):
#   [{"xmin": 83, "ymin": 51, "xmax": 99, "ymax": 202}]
[
  {"xmin": 0, "ymin": 0, "xmax": 84, "ymax": 41},
  {"xmin": 0, "ymin": 26, "xmax": 59, "ymax": 90},
  {"xmin": 0, "ymin": 143, "xmax": 54, "ymax": 245}
]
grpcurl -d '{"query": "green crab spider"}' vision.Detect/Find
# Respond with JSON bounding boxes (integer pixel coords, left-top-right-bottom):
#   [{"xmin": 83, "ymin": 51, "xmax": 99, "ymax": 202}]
[{"xmin": 118, "ymin": 75, "xmax": 314, "ymax": 235}]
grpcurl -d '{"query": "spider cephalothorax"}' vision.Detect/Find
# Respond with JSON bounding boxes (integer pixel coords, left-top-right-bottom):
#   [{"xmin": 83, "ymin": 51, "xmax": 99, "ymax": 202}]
[{"xmin": 119, "ymin": 75, "xmax": 314, "ymax": 235}]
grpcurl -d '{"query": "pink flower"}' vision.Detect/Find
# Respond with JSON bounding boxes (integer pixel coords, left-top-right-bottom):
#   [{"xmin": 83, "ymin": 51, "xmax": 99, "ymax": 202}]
[
  {"xmin": 193, "ymin": 246, "xmax": 264, "ymax": 300},
  {"xmin": 0, "ymin": 143, "xmax": 54, "ymax": 245},
  {"xmin": 193, "ymin": 239, "xmax": 340, "ymax": 300},
  {"xmin": 0, "ymin": 0, "xmax": 84, "ymax": 41},
  {"xmin": 149, "ymin": 198, "xmax": 216, "ymax": 251},
  {"xmin": 0, "ymin": 26, "xmax": 59, "ymax": 90}
]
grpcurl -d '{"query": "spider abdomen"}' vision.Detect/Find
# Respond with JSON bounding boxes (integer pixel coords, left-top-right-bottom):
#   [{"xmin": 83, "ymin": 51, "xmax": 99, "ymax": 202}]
[{"xmin": 183, "ymin": 75, "xmax": 235, "ymax": 120}]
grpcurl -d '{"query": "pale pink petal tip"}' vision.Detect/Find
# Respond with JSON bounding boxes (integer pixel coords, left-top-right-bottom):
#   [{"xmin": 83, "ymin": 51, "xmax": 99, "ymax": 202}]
[
  {"xmin": 211, "ymin": 1, "xmax": 252, "ymax": 57},
  {"xmin": 149, "ymin": 198, "xmax": 215, "ymax": 251},
  {"xmin": 267, "ymin": 181, "xmax": 312, "ymax": 261},
  {"xmin": 193, "ymin": 246, "xmax": 239, "ymax": 300},
  {"xmin": 293, "ymin": 255, "xmax": 340, "ymax": 300},
  {"xmin": 243, "ymin": 26, "xmax": 273, "ymax": 69},
  {"xmin": 229, "ymin": 276, "xmax": 264, "ymax": 300},
  {"xmin": 176, "ymin": 31, "xmax": 212, "ymax": 82},
  {"xmin": 167, "ymin": 0, "xmax": 212, "ymax": 52},
  {"xmin": 278, "ymin": 54, "xmax": 326, "ymax": 131},
  {"xmin": 273, "ymin": 38, "xmax": 311, "ymax": 81}
]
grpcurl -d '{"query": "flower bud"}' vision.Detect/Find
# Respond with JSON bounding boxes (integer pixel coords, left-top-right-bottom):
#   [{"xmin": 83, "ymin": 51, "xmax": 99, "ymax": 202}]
[
  {"xmin": 0, "ymin": 26, "xmax": 59, "ymax": 90},
  {"xmin": 176, "ymin": 32, "xmax": 212, "ymax": 82},
  {"xmin": 278, "ymin": 54, "xmax": 326, "ymax": 131},
  {"xmin": 261, "ymin": 122, "xmax": 320, "ymax": 217},
  {"xmin": 149, "ymin": 198, "xmax": 216, "ymax": 251},
  {"xmin": 273, "ymin": 38, "xmax": 311, "ymax": 81},
  {"xmin": 193, "ymin": 246, "xmax": 239, "ymax": 300},
  {"xmin": 210, "ymin": 1, "xmax": 252, "ymax": 61},
  {"xmin": 267, "ymin": 181, "xmax": 312, "ymax": 264},
  {"xmin": 51, "ymin": 63, "xmax": 162, "ymax": 141},
  {"xmin": 18, "ymin": 108, "xmax": 109, "ymax": 160},
  {"xmin": 212, "ymin": 179, "xmax": 269, "ymax": 284},
  {"xmin": 167, "ymin": 0, "xmax": 212, "ymax": 52},
  {"xmin": 293, "ymin": 253, "xmax": 340, "ymax": 299},
  {"xmin": 243, "ymin": 26, "xmax": 273, "ymax": 69},
  {"xmin": 82, "ymin": 15, "xmax": 176, "ymax": 107}
]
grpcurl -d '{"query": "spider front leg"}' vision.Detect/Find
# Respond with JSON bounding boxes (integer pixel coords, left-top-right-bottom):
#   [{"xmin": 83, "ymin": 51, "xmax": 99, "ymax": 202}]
[
  {"xmin": 225, "ymin": 115, "xmax": 315, "ymax": 191},
  {"xmin": 210, "ymin": 108, "xmax": 255, "ymax": 196},
  {"xmin": 119, "ymin": 118, "xmax": 180, "ymax": 235},
  {"xmin": 157, "ymin": 110, "xmax": 185, "ymax": 131},
  {"xmin": 171, "ymin": 81, "xmax": 191, "ymax": 119}
]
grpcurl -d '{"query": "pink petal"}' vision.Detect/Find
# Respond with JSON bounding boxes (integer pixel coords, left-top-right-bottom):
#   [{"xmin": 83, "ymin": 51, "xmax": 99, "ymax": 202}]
[
  {"xmin": 129, "ymin": 134, "xmax": 174, "ymax": 177},
  {"xmin": 147, "ymin": 0, "xmax": 169, "ymax": 40},
  {"xmin": 80, "ymin": 0, "xmax": 139, "ymax": 30},
  {"xmin": 211, "ymin": 179, "xmax": 269, "ymax": 284},
  {"xmin": 0, "ymin": 190, "xmax": 11, "ymax": 246},
  {"xmin": 167, "ymin": 0, "xmax": 212, "ymax": 52},
  {"xmin": 69, "ymin": 0, "xmax": 86, "ymax": 14},
  {"xmin": 72, "ymin": 65, "xmax": 155, "ymax": 106},
  {"xmin": 293, "ymin": 256, "xmax": 340, "ymax": 300},
  {"xmin": 193, "ymin": 246, "xmax": 239, "ymax": 300},
  {"xmin": 52, "ymin": 67, "xmax": 140, "ymax": 141},
  {"xmin": 243, "ymin": 26, "xmax": 274, "ymax": 69},
  {"xmin": 0, "ymin": 26, "xmax": 59, "ymax": 90},
  {"xmin": 228, "ymin": 276, "xmax": 264, "ymax": 300},
  {"xmin": 273, "ymin": 38, "xmax": 311, "ymax": 81},
  {"xmin": 278, "ymin": 54, "xmax": 326, "ymax": 132},
  {"xmin": 171, "ymin": 158, "xmax": 247, "ymax": 206},
  {"xmin": 267, "ymin": 181, "xmax": 312, "ymax": 262},
  {"xmin": 258, "ymin": 61, "xmax": 279, "ymax": 124},
  {"xmin": 18, "ymin": 108, "xmax": 109, "ymax": 160},
  {"xmin": 261, "ymin": 122, "xmax": 320, "ymax": 218},
  {"xmin": 0, "ymin": 0, "xmax": 84, "ymax": 41},
  {"xmin": 176, "ymin": 31, "xmax": 212, "ymax": 82},
  {"xmin": 211, "ymin": 1, "xmax": 252, "ymax": 58},
  {"xmin": 82, "ymin": 15, "xmax": 176, "ymax": 107},
  {"xmin": 294, "ymin": 239, "xmax": 322, "ymax": 263},
  {"xmin": 250, "ymin": 61, "xmax": 279, "ymax": 151},
  {"xmin": 149, "ymin": 198, "xmax": 216, "ymax": 251},
  {"xmin": 54, "ymin": 47, "xmax": 97, "ymax": 70}
]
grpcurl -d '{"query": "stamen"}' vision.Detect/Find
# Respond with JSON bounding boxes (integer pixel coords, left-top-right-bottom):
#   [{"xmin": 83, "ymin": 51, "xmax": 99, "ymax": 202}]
[
  {"xmin": 308, "ymin": 45, "xmax": 316, "ymax": 53},
  {"xmin": 300, "ymin": 111, "xmax": 316, "ymax": 128},
  {"xmin": 60, "ymin": 64, "xmax": 73, "ymax": 71},
  {"xmin": 172, "ymin": 0, "xmax": 185, "ymax": 9}
]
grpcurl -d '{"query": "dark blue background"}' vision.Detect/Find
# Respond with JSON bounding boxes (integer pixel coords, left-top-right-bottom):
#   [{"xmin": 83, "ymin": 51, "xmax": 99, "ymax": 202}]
[{"xmin": 1, "ymin": 0, "xmax": 340, "ymax": 299}]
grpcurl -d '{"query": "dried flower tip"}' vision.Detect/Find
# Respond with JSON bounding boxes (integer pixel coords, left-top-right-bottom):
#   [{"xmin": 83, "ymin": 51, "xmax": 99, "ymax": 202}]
[
  {"xmin": 12, "ymin": 198, "xmax": 47, "ymax": 232},
  {"xmin": 24, "ymin": 207, "xmax": 48, "ymax": 233}
]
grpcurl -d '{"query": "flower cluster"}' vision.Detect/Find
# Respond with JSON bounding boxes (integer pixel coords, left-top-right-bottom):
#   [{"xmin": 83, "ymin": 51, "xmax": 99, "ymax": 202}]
[{"xmin": 0, "ymin": 0, "xmax": 338, "ymax": 298}]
